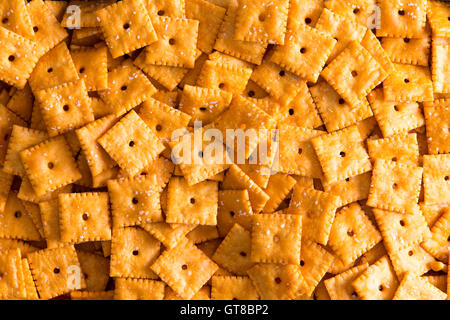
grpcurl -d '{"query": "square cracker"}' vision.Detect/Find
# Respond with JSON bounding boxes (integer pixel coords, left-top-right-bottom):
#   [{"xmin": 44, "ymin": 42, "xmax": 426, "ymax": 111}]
[
  {"xmin": 213, "ymin": 2, "xmax": 267, "ymax": 65},
  {"xmin": 424, "ymin": 99, "xmax": 450, "ymax": 154},
  {"xmin": 0, "ymin": 0, "xmax": 34, "ymax": 38},
  {"xmin": 322, "ymin": 172, "xmax": 372, "ymax": 207},
  {"xmin": 59, "ymin": 192, "xmax": 111, "ymax": 243},
  {"xmin": 212, "ymin": 223, "xmax": 254, "ymax": 275},
  {"xmin": 166, "ymin": 177, "xmax": 218, "ymax": 225},
  {"xmin": 27, "ymin": 245, "xmax": 85, "ymax": 300},
  {"xmin": 367, "ymin": 160, "xmax": 423, "ymax": 214},
  {"xmin": 431, "ymin": 38, "xmax": 450, "ymax": 94},
  {"xmin": 34, "ymin": 79, "xmax": 94, "ymax": 137},
  {"xmin": 20, "ymin": 136, "xmax": 81, "ymax": 197},
  {"xmin": 315, "ymin": 8, "xmax": 367, "ymax": 62},
  {"xmin": 321, "ymin": 41, "xmax": 387, "ymax": 109},
  {"xmin": 274, "ymin": 125, "xmax": 324, "ymax": 178},
  {"xmin": 251, "ymin": 213, "xmax": 302, "ymax": 265},
  {"xmin": 381, "ymin": 35, "xmax": 430, "ymax": 67},
  {"xmin": 393, "ymin": 272, "xmax": 447, "ymax": 300},
  {"xmin": 287, "ymin": 0, "xmax": 324, "ymax": 30},
  {"xmin": 217, "ymin": 189, "xmax": 253, "ymax": 237},
  {"xmin": 387, "ymin": 242, "xmax": 435, "ymax": 278},
  {"xmin": 98, "ymin": 61, "xmax": 156, "ymax": 117},
  {"xmin": 71, "ymin": 45, "xmax": 108, "ymax": 91},
  {"xmin": 27, "ymin": 0, "xmax": 68, "ymax": 56},
  {"xmin": 421, "ymin": 209, "xmax": 450, "ymax": 263},
  {"xmin": 0, "ymin": 26, "xmax": 39, "ymax": 88},
  {"xmin": 367, "ymin": 133, "xmax": 420, "ymax": 166},
  {"xmin": 270, "ymin": 24, "xmax": 336, "ymax": 82},
  {"xmin": 324, "ymin": 0, "xmax": 377, "ymax": 27},
  {"xmin": 328, "ymin": 203, "xmax": 382, "ymax": 265},
  {"xmin": 98, "ymin": 110, "xmax": 165, "ymax": 177},
  {"xmin": 368, "ymin": 88, "xmax": 424, "ymax": 137},
  {"xmin": 185, "ymin": 0, "xmax": 226, "ymax": 54},
  {"xmin": 28, "ymin": 42, "xmax": 79, "ymax": 92},
  {"xmin": 107, "ymin": 174, "xmax": 163, "ymax": 228},
  {"xmin": 423, "ymin": 154, "xmax": 450, "ymax": 205},
  {"xmin": 312, "ymin": 125, "xmax": 372, "ymax": 183},
  {"xmin": 3, "ymin": 125, "xmax": 48, "ymax": 177},
  {"xmin": 151, "ymin": 239, "xmax": 218, "ymax": 299},
  {"xmin": 144, "ymin": 0, "xmax": 186, "ymax": 18},
  {"xmin": 0, "ymin": 249, "xmax": 25, "ymax": 299},
  {"xmin": 427, "ymin": 1, "xmax": 450, "ymax": 38},
  {"xmin": 234, "ymin": 0, "xmax": 289, "ymax": 45},
  {"xmin": 324, "ymin": 263, "xmax": 368, "ymax": 300},
  {"xmin": 96, "ymin": 0, "xmax": 158, "ymax": 58},
  {"xmin": 143, "ymin": 16, "xmax": 198, "ymax": 68},
  {"xmin": 247, "ymin": 263, "xmax": 306, "ymax": 300},
  {"xmin": 288, "ymin": 185, "xmax": 341, "ymax": 246},
  {"xmin": 114, "ymin": 278, "xmax": 165, "ymax": 300},
  {"xmin": 383, "ymin": 63, "xmax": 434, "ymax": 102},
  {"xmin": 376, "ymin": 0, "xmax": 427, "ymax": 38},
  {"xmin": 352, "ymin": 256, "xmax": 399, "ymax": 300},
  {"xmin": 110, "ymin": 227, "xmax": 160, "ymax": 279},
  {"xmin": 310, "ymin": 80, "xmax": 372, "ymax": 133},
  {"xmin": 211, "ymin": 276, "xmax": 259, "ymax": 300}
]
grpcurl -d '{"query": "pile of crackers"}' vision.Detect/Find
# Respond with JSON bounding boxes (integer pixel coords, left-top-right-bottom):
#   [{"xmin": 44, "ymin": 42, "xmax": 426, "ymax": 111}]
[{"xmin": 0, "ymin": 0, "xmax": 448, "ymax": 300}]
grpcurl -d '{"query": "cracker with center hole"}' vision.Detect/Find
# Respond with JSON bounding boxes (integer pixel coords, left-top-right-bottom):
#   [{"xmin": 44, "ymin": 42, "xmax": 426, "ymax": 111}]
[
  {"xmin": 0, "ymin": 26, "xmax": 39, "ymax": 89},
  {"xmin": 114, "ymin": 278, "xmax": 165, "ymax": 300},
  {"xmin": 166, "ymin": 177, "xmax": 218, "ymax": 225},
  {"xmin": 324, "ymin": 0, "xmax": 377, "ymax": 27},
  {"xmin": 71, "ymin": 45, "xmax": 108, "ymax": 91},
  {"xmin": 328, "ymin": 203, "xmax": 382, "ymax": 265},
  {"xmin": 0, "ymin": 0, "xmax": 34, "ymax": 38},
  {"xmin": 108, "ymin": 174, "xmax": 163, "ymax": 227},
  {"xmin": 288, "ymin": 186, "xmax": 340, "ymax": 246},
  {"xmin": 315, "ymin": 8, "xmax": 367, "ymax": 62},
  {"xmin": 321, "ymin": 41, "xmax": 387, "ymax": 109},
  {"xmin": 0, "ymin": 249, "xmax": 25, "ymax": 299},
  {"xmin": 388, "ymin": 241, "xmax": 435, "ymax": 278},
  {"xmin": 310, "ymin": 80, "xmax": 372, "ymax": 133},
  {"xmin": 427, "ymin": 1, "xmax": 450, "ymax": 37},
  {"xmin": 137, "ymin": 98, "xmax": 191, "ymax": 146},
  {"xmin": 27, "ymin": 245, "xmax": 85, "ymax": 300},
  {"xmin": 222, "ymin": 164, "xmax": 270, "ymax": 213},
  {"xmin": 367, "ymin": 133, "xmax": 420, "ymax": 166},
  {"xmin": 29, "ymin": 42, "xmax": 79, "ymax": 93},
  {"xmin": 368, "ymin": 160, "xmax": 423, "ymax": 214},
  {"xmin": 118, "ymin": 156, "xmax": 174, "ymax": 189},
  {"xmin": 141, "ymin": 222, "xmax": 195, "ymax": 249},
  {"xmin": 27, "ymin": 0, "xmax": 68, "ymax": 57},
  {"xmin": 368, "ymin": 88, "xmax": 425, "ymax": 137},
  {"xmin": 312, "ymin": 125, "xmax": 372, "ymax": 183},
  {"xmin": 393, "ymin": 272, "xmax": 447, "ymax": 300},
  {"xmin": 76, "ymin": 250, "xmax": 109, "ymax": 292},
  {"xmin": 20, "ymin": 136, "xmax": 81, "ymax": 197},
  {"xmin": 217, "ymin": 189, "xmax": 253, "ymax": 237},
  {"xmin": 3, "ymin": 125, "xmax": 48, "ymax": 177},
  {"xmin": 98, "ymin": 110, "xmax": 165, "ymax": 177},
  {"xmin": 383, "ymin": 63, "xmax": 434, "ymax": 102},
  {"xmin": 322, "ymin": 172, "xmax": 372, "ymax": 207},
  {"xmin": 271, "ymin": 24, "xmax": 336, "ymax": 82},
  {"xmin": 178, "ymin": 85, "xmax": 232, "ymax": 126},
  {"xmin": 211, "ymin": 276, "xmax": 258, "ymax": 300},
  {"xmin": 376, "ymin": 0, "xmax": 427, "ymax": 38},
  {"xmin": 34, "ymin": 79, "xmax": 94, "ymax": 137},
  {"xmin": 421, "ymin": 209, "xmax": 450, "ymax": 263},
  {"xmin": 352, "ymin": 256, "xmax": 399, "ymax": 300},
  {"xmin": 247, "ymin": 263, "xmax": 306, "ymax": 300},
  {"xmin": 196, "ymin": 60, "xmax": 253, "ymax": 95},
  {"xmin": 110, "ymin": 227, "xmax": 160, "ymax": 279},
  {"xmin": 274, "ymin": 125, "xmax": 324, "ymax": 178},
  {"xmin": 381, "ymin": 33, "xmax": 431, "ymax": 67},
  {"xmin": 324, "ymin": 263, "xmax": 368, "ymax": 300},
  {"xmin": 213, "ymin": 2, "xmax": 267, "ymax": 65},
  {"xmin": 287, "ymin": 0, "xmax": 324, "ymax": 30},
  {"xmin": 250, "ymin": 59, "xmax": 301, "ymax": 106},
  {"xmin": 431, "ymin": 38, "xmax": 450, "ymax": 94},
  {"xmin": 251, "ymin": 213, "xmax": 302, "ymax": 265},
  {"xmin": 144, "ymin": 0, "xmax": 186, "ymax": 18},
  {"xmin": 98, "ymin": 61, "xmax": 156, "ymax": 117},
  {"xmin": 59, "ymin": 192, "xmax": 111, "ymax": 243},
  {"xmin": 151, "ymin": 239, "xmax": 218, "ymax": 299},
  {"xmin": 423, "ymin": 154, "xmax": 450, "ymax": 204},
  {"xmin": 6, "ymin": 84, "xmax": 33, "ymax": 122},
  {"xmin": 96, "ymin": 0, "xmax": 157, "ymax": 58}
]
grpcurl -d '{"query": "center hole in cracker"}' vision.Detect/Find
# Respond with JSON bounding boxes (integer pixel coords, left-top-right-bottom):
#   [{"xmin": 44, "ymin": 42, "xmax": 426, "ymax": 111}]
[
  {"xmin": 444, "ymin": 176, "xmax": 449, "ymax": 181},
  {"xmin": 392, "ymin": 157, "xmax": 398, "ymax": 162},
  {"xmin": 79, "ymin": 67, "xmax": 85, "ymax": 74},
  {"xmin": 230, "ymin": 211, "xmax": 235, "ymax": 217},
  {"xmin": 273, "ymin": 235, "xmax": 280, "ymax": 243},
  {"xmin": 123, "ymin": 23, "xmax": 130, "ymax": 30},
  {"xmin": 47, "ymin": 67, "xmax": 53, "ymax": 73},
  {"xmin": 408, "ymin": 250, "xmax": 414, "ymax": 256},
  {"xmin": 199, "ymin": 107, "xmax": 207, "ymax": 111},
  {"xmin": 398, "ymin": 9, "xmax": 405, "ymax": 16},
  {"xmin": 248, "ymin": 91, "xmax": 255, "ymax": 97},
  {"xmin": 190, "ymin": 198, "xmax": 196, "ymax": 204},
  {"xmin": 404, "ymin": 78, "xmax": 410, "ymax": 83},
  {"xmin": 274, "ymin": 277, "xmax": 282, "ymax": 284},
  {"xmin": 258, "ymin": 13, "xmax": 266, "ymax": 22},
  {"xmin": 219, "ymin": 83, "xmax": 225, "ymax": 89},
  {"xmin": 2, "ymin": 18, "xmax": 8, "ymax": 24},
  {"xmin": 132, "ymin": 197, "xmax": 139, "ymax": 204},
  {"xmin": 300, "ymin": 260, "xmax": 305, "ymax": 266},
  {"xmin": 393, "ymin": 183, "xmax": 398, "ymax": 189},
  {"xmin": 239, "ymin": 251, "xmax": 247, "ymax": 257},
  {"xmin": 304, "ymin": 17, "xmax": 312, "ymax": 24},
  {"xmin": 399, "ymin": 219, "xmax": 405, "ymax": 227},
  {"xmin": 351, "ymin": 70, "xmax": 358, "ymax": 77},
  {"xmin": 403, "ymin": 38, "xmax": 410, "ymax": 43},
  {"xmin": 53, "ymin": 267, "xmax": 60, "ymax": 274},
  {"xmin": 353, "ymin": 8, "xmax": 360, "ymax": 14},
  {"xmin": 132, "ymin": 250, "xmax": 139, "ymax": 256},
  {"xmin": 394, "ymin": 105, "xmax": 400, "ymax": 111},
  {"xmin": 48, "ymin": 162, "xmax": 54, "ymax": 169},
  {"xmin": 181, "ymin": 264, "xmax": 188, "ymax": 270},
  {"xmin": 14, "ymin": 211, "xmax": 21, "ymax": 218},
  {"xmin": 155, "ymin": 124, "xmax": 162, "ymax": 131},
  {"xmin": 157, "ymin": 10, "xmax": 165, "ymax": 16},
  {"xmin": 279, "ymin": 71, "xmax": 285, "ymax": 77},
  {"xmin": 8, "ymin": 55, "xmax": 15, "ymax": 62},
  {"xmin": 33, "ymin": 26, "xmax": 38, "ymax": 32},
  {"xmin": 338, "ymin": 98, "xmax": 345, "ymax": 105},
  {"xmin": 347, "ymin": 230, "xmax": 354, "ymax": 237},
  {"xmin": 169, "ymin": 38, "xmax": 176, "ymax": 45},
  {"xmin": 82, "ymin": 213, "xmax": 89, "ymax": 221},
  {"xmin": 63, "ymin": 104, "xmax": 69, "ymax": 112},
  {"xmin": 288, "ymin": 108, "xmax": 294, "ymax": 116},
  {"xmin": 300, "ymin": 47, "xmax": 306, "ymax": 54},
  {"xmin": 379, "ymin": 285, "xmax": 384, "ymax": 291},
  {"xmin": 129, "ymin": 141, "xmax": 135, "ymax": 147},
  {"xmin": 298, "ymin": 148, "xmax": 303, "ymax": 155},
  {"xmin": 340, "ymin": 151, "xmax": 346, "ymax": 157},
  {"xmin": 121, "ymin": 85, "xmax": 127, "ymax": 91}
]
